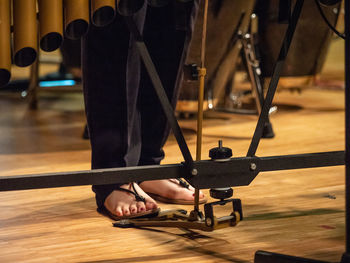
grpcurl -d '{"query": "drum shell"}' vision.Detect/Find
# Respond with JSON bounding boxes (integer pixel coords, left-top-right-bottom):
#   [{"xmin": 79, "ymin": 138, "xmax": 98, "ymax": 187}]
[
  {"xmin": 178, "ymin": 0, "xmax": 256, "ymax": 112},
  {"xmin": 116, "ymin": 0, "xmax": 144, "ymax": 16},
  {"xmin": 38, "ymin": 0, "xmax": 64, "ymax": 52},
  {"xmin": 64, "ymin": 0, "xmax": 90, "ymax": 39},
  {"xmin": 255, "ymin": 0, "xmax": 340, "ymax": 77},
  {"xmin": 13, "ymin": 0, "xmax": 38, "ymax": 67},
  {"xmin": 91, "ymin": 0, "xmax": 116, "ymax": 27},
  {"xmin": 0, "ymin": 0, "xmax": 11, "ymax": 86}
]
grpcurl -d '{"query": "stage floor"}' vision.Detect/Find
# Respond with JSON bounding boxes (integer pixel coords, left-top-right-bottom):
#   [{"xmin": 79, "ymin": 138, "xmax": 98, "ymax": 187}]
[{"xmin": 0, "ymin": 42, "xmax": 346, "ymax": 262}]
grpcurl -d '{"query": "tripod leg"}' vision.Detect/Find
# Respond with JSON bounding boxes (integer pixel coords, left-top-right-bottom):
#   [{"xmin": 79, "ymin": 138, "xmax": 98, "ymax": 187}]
[{"xmin": 241, "ymin": 37, "xmax": 274, "ymax": 138}]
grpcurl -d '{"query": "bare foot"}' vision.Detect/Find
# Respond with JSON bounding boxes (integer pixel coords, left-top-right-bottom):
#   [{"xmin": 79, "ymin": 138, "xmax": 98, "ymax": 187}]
[
  {"xmin": 139, "ymin": 179, "xmax": 205, "ymax": 203},
  {"xmin": 104, "ymin": 183, "xmax": 158, "ymax": 217}
]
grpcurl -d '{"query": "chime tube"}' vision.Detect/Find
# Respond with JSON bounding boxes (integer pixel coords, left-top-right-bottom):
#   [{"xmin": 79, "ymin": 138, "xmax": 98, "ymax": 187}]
[
  {"xmin": 91, "ymin": 0, "xmax": 116, "ymax": 27},
  {"xmin": 38, "ymin": 0, "xmax": 63, "ymax": 52},
  {"xmin": 64, "ymin": 0, "xmax": 89, "ymax": 39},
  {"xmin": 117, "ymin": 0, "xmax": 144, "ymax": 16},
  {"xmin": 0, "ymin": 0, "xmax": 11, "ymax": 87},
  {"xmin": 13, "ymin": 0, "xmax": 37, "ymax": 67}
]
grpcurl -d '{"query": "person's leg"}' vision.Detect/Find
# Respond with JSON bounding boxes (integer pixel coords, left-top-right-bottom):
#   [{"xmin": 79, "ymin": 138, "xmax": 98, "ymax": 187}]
[
  {"xmin": 82, "ymin": 9, "xmax": 157, "ymax": 216},
  {"xmin": 137, "ymin": 1, "xmax": 204, "ymax": 203},
  {"xmin": 138, "ymin": 1, "xmax": 197, "ymax": 165}
]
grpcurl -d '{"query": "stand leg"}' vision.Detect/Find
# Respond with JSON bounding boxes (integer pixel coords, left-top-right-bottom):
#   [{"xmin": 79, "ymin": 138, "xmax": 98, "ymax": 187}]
[{"xmin": 27, "ymin": 57, "xmax": 39, "ymax": 110}]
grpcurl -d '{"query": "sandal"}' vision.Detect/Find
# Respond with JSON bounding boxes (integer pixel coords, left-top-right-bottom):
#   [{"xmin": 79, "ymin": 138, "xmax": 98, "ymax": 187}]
[
  {"xmin": 145, "ymin": 179, "xmax": 207, "ymax": 205},
  {"xmin": 97, "ymin": 183, "xmax": 160, "ymax": 221}
]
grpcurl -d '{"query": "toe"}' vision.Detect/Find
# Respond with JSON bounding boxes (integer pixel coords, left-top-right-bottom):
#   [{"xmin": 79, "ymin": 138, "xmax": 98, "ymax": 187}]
[
  {"xmin": 137, "ymin": 201, "xmax": 146, "ymax": 213},
  {"xmin": 122, "ymin": 205, "xmax": 131, "ymax": 216},
  {"xmin": 130, "ymin": 203, "xmax": 138, "ymax": 214},
  {"xmin": 145, "ymin": 200, "xmax": 157, "ymax": 210},
  {"xmin": 115, "ymin": 206, "xmax": 123, "ymax": 217}
]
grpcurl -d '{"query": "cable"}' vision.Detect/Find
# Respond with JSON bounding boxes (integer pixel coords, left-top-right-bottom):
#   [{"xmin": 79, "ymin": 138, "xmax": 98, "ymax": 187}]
[{"xmin": 315, "ymin": 0, "xmax": 345, "ymax": 39}]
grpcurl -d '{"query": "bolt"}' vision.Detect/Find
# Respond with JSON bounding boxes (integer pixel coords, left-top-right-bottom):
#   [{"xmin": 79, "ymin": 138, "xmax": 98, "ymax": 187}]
[
  {"xmin": 205, "ymin": 217, "xmax": 212, "ymax": 227},
  {"xmin": 250, "ymin": 163, "xmax": 257, "ymax": 171},
  {"xmin": 191, "ymin": 168, "xmax": 198, "ymax": 176}
]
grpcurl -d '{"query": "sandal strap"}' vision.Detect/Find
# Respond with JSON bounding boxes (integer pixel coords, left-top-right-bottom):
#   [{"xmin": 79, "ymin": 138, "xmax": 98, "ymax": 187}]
[
  {"xmin": 176, "ymin": 178, "xmax": 190, "ymax": 189},
  {"xmin": 131, "ymin": 183, "xmax": 146, "ymax": 202},
  {"xmin": 113, "ymin": 183, "xmax": 146, "ymax": 203}
]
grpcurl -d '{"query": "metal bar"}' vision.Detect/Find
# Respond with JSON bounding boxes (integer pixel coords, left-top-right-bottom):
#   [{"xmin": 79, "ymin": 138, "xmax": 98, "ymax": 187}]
[
  {"xmin": 0, "ymin": 164, "xmax": 184, "ymax": 191},
  {"xmin": 194, "ymin": 0, "xmax": 209, "ymax": 213},
  {"xmin": 345, "ymin": 0, "xmax": 350, "ymax": 254},
  {"xmin": 255, "ymin": 250, "xmax": 329, "ymax": 263},
  {"xmin": 124, "ymin": 16, "xmax": 194, "ymax": 167},
  {"xmin": 0, "ymin": 151, "xmax": 344, "ymax": 192},
  {"xmin": 258, "ymin": 151, "xmax": 345, "ymax": 172},
  {"xmin": 247, "ymin": 0, "xmax": 304, "ymax": 157}
]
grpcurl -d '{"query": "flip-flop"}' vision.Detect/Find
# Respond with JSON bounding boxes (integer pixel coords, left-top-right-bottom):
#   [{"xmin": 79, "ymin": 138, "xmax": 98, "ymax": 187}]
[
  {"xmin": 146, "ymin": 179, "xmax": 207, "ymax": 205},
  {"xmin": 97, "ymin": 183, "xmax": 160, "ymax": 221}
]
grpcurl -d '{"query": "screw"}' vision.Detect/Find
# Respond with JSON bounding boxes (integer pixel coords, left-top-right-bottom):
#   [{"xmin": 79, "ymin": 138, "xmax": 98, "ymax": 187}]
[
  {"xmin": 191, "ymin": 169, "xmax": 198, "ymax": 176},
  {"xmin": 250, "ymin": 163, "xmax": 257, "ymax": 171},
  {"xmin": 218, "ymin": 140, "xmax": 223, "ymax": 148}
]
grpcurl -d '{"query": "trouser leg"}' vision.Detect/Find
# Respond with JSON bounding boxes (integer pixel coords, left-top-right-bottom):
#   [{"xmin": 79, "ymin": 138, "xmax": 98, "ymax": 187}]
[
  {"xmin": 138, "ymin": 1, "xmax": 199, "ymax": 166},
  {"xmin": 82, "ymin": 9, "xmax": 146, "ymax": 208}
]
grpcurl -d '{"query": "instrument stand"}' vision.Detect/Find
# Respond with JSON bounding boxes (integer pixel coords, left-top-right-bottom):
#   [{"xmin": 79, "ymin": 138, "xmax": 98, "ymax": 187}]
[
  {"xmin": 211, "ymin": 13, "xmax": 275, "ymax": 138},
  {"xmin": 239, "ymin": 27, "xmax": 275, "ymax": 139}
]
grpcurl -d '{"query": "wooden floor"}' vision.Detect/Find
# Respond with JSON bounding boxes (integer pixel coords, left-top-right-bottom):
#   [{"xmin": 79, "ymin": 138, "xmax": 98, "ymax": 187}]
[{"xmin": 0, "ymin": 40, "xmax": 346, "ymax": 262}]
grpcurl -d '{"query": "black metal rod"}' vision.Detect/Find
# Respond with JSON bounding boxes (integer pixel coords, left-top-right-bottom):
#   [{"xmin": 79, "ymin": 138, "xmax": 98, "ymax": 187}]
[
  {"xmin": 247, "ymin": 0, "xmax": 304, "ymax": 157},
  {"xmin": 0, "ymin": 151, "xmax": 343, "ymax": 192},
  {"xmin": 258, "ymin": 151, "xmax": 344, "ymax": 172},
  {"xmin": 255, "ymin": 250, "xmax": 329, "ymax": 263},
  {"xmin": 124, "ymin": 16, "xmax": 194, "ymax": 167},
  {"xmin": 345, "ymin": 0, "xmax": 350, "ymax": 254}
]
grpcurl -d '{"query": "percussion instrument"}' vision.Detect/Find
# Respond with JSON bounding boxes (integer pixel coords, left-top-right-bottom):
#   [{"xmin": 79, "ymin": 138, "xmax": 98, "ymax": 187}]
[
  {"xmin": 0, "ymin": 0, "xmax": 144, "ymax": 88},
  {"xmin": 177, "ymin": 0, "xmax": 341, "ymax": 113},
  {"xmin": 177, "ymin": 0, "xmax": 256, "ymax": 113},
  {"xmin": 255, "ymin": 0, "xmax": 341, "ymax": 78}
]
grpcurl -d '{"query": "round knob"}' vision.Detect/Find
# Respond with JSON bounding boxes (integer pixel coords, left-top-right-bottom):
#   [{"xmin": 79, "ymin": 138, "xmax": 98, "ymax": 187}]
[
  {"xmin": 210, "ymin": 188, "xmax": 233, "ymax": 200},
  {"xmin": 209, "ymin": 140, "xmax": 232, "ymax": 161}
]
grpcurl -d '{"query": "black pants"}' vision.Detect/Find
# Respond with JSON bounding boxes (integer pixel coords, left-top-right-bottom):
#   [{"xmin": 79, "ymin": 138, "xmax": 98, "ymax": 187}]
[{"xmin": 82, "ymin": 1, "xmax": 198, "ymax": 208}]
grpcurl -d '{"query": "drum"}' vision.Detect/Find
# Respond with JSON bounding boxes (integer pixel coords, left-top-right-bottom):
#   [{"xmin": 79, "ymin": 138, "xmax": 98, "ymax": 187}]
[
  {"xmin": 177, "ymin": 0, "xmax": 256, "ymax": 113},
  {"xmin": 255, "ymin": 0, "xmax": 341, "ymax": 83}
]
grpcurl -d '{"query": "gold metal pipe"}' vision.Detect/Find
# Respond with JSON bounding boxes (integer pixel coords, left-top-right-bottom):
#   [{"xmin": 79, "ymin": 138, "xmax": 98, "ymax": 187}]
[
  {"xmin": 0, "ymin": 0, "xmax": 11, "ymax": 86},
  {"xmin": 117, "ymin": 0, "xmax": 144, "ymax": 16},
  {"xmin": 13, "ymin": 0, "xmax": 37, "ymax": 67},
  {"xmin": 38, "ymin": 0, "xmax": 63, "ymax": 52},
  {"xmin": 64, "ymin": 0, "xmax": 89, "ymax": 39},
  {"xmin": 194, "ymin": 0, "xmax": 209, "ymax": 212},
  {"xmin": 91, "ymin": 0, "xmax": 116, "ymax": 27}
]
